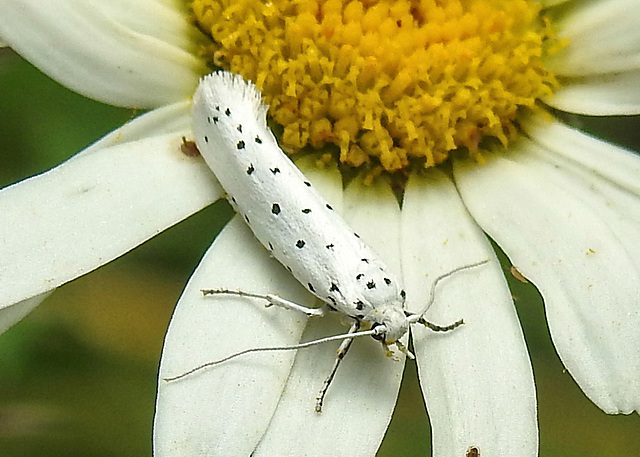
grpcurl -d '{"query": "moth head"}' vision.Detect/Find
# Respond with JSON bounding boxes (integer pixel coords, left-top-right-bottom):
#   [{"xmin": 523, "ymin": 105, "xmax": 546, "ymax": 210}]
[{"xmin": 368, "ymin": 306, "xmax": 410, "ymax": 344}]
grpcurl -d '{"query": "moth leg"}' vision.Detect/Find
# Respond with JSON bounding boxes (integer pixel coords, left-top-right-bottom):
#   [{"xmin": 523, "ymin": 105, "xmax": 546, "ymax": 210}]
[
  {"xmin": 315, "ymin": 321, "xmax": 359, "ymax": 413},
  {"xmin": 389, "ymin": 339, "xmax": 415, "ymax": 360},
  {"xmin": 201, "ymin": 288, "xmax": 325, "ymax": 317}
]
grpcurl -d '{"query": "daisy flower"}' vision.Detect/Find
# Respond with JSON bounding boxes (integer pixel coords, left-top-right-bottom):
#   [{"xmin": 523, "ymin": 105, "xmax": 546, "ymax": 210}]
[{"xmin": 1, "ymin": 0, "xmax": 639, "ymax": 456}]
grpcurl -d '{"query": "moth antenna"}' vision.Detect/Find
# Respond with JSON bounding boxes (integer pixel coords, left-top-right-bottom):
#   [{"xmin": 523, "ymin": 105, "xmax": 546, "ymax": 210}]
[
  {"xmin": 408, "ymin": 259, "xmax": 490, "ymax": 324},
  {"xmin": 163, "ymin": 326, "xmax": 384, "ymax": 382}
]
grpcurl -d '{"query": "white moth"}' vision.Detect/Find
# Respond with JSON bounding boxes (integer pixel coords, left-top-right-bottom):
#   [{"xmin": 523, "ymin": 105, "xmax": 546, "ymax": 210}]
[{"xmin": 175, "ymin": 71, "xmax": 484, "ymax": 411}]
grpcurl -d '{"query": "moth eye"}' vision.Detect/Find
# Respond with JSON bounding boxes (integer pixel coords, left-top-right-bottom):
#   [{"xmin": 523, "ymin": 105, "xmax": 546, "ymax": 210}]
[{"xmin": 370, "ymin": 324, "xmax": 386, "ymax": 342}]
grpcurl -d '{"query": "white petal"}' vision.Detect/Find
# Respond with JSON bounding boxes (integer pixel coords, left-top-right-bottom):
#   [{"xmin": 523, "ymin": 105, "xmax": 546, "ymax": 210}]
[
  {"xmin": 0, "ymin": 102, "xmax": 222, "ymax": 311},
  {"xmin": 402, "ymin": 169, "xmax": 538, "ymax": 457},
  {"xmin": 453, "ymin": 134, "xmax": 640, "ymax": 415},
  {"xmin": 546, "ymin": 70, "xmax": 640, "ymax": 115},
  {"xmin": 524, "ymin": 116, "xmax": 640, "ymax": 195},
  {"xmin": 0, "ymin": 0, "xmax": 208, "ymax": 107},
  {"xmin": 154, "ymin": 216, "xmax": 312, "ymax": 457},
  {"xmin": 0, "ymin": 292, "xmax": 51, "ymax": 335},
  {"xmin": 546, "ymin": 0, "xmax": 640, "ymax": 76},
  {"xmin": 253, "ymin": 173, "xmax": 404, "ymax": 457},
  {"xmin": 542, "ymin": 0, "xmax": 640, "ymax": 115}
]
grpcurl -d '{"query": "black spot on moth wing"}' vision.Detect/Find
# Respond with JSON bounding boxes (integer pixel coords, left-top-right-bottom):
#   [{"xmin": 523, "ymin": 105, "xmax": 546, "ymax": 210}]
[
  {"xmin": 326, "ymin": 244, "xmax": 334, "ymax": 250},
  {"xmin": 237, "ymin": 140, "xmax": 246, "ymax": 149},
  {"xmin": 246, "ymin": 164, "xmax": 255, "ymax": 175},
  {"xmin": 225, "ymin": 107, "xmax": 231, "ymax": 116},
  {"xmin": 308, "ymin": 283, "xmax": 315, "ymax": 293},
  {"xmin": 302, "ymin": 208, "xmax": 312, "ymax": 214},
  {"xmin": 326, "ymin": 204, "xmax": 333, "ymax": 210},
  {"xmin": 366, "ymin": 280, "xmax": 376, "ymax": 289},
  {"xmin": 296, "ymin": 240, "xmax": 306, "ymax": 249},
  {"xmin": 237, "ymin": 124, "xmax": 243, "ymax": 133},
  {"xmin": 255, "ymin": 135, "xmax": 263, "ymax": 144},
  {"xmin": 304, "ymin": 181, "xmax": 312, "ymax": 187},
  {"xmin": 271, "ymin": 203, "xmax": 281, "ymax": 215},
  {"xmin": 270, "ymin": 167, "xmax": 280, "ymax": 174},
  {"xmin": 384, "ymin": 278, "xmax": 392, "ymax": 285}
]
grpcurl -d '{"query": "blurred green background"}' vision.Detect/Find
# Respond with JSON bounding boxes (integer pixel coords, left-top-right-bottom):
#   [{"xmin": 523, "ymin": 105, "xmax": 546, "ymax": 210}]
[{"xmin": 1, "ymin": 48, "xmax": 639, "ymax": 457}]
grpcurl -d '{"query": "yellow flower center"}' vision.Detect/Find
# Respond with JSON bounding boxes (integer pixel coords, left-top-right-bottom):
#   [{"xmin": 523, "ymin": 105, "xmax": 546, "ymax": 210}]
[{"xmin": 192, "ymin": 0, "xmax": 560, "ymax": 173}]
